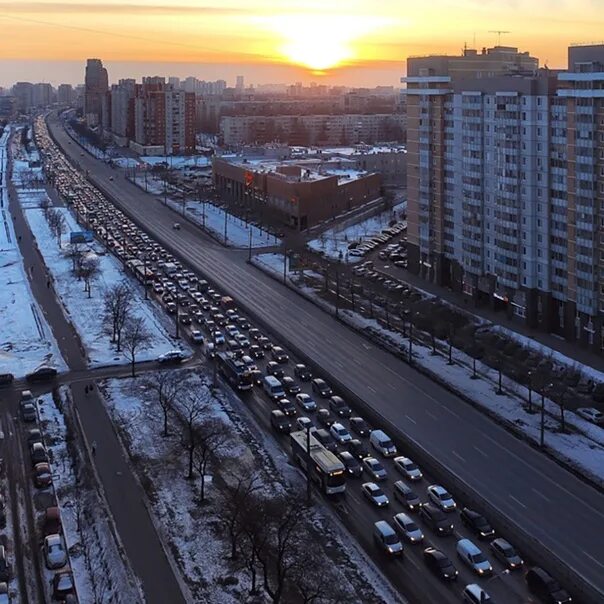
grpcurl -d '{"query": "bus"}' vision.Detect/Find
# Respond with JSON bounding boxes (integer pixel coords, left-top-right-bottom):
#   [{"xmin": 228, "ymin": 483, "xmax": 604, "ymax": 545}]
[
  {"xmin": 217, "ymin": 352, "xmax": 253, "ymax": 391},
  {"xmin": 290, "ymin": 430, "xmax": 346, "ymax": 495}
]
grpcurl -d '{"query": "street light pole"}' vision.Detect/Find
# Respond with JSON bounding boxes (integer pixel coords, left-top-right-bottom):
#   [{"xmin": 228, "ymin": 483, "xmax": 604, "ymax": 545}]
[
  {"xmin": 175, "ymin": 295, "xmax": 180, "ymax": 340},
  {"xmin": 248, "ymin": 229, "xmax": 252, "ymax": 262},
  {"xmin": 283, "ymin": 249, "xmax": 287, "ymax": 284},
  {"xmin": 306, "ymin": 426, "xmax": 312, "ymax": 506},
  {"xmin": 335, "ymin": 271, "xmax": 340, "ymax": 319},
  {"xmin": 540, "ymin": 389, "xmax": 546, "ymax": 447},
  {"xmin": 408, "ymin": 319, "xmax": 413, "ymax": 364},
  {"xmin": 527, "ymin": 371, "xmax": 533, "ymax": 412}
]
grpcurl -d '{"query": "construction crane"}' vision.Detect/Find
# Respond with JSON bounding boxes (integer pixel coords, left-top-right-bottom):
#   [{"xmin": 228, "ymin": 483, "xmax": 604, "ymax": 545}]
[{"xmin": 489, "ymin": 30, "xmax": 511, "ymax": 45}]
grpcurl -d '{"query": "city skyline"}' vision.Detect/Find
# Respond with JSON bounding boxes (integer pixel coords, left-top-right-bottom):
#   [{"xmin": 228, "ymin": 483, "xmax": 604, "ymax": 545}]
[{"xmin": 0, "ymin": 0, "xmax": 603, "ymax": 86}]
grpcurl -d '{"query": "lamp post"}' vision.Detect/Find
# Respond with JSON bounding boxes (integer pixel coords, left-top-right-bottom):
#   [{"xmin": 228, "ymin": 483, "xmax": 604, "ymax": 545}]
[
  {"xmin": 283, "ymin": 249, "xmax": 287, "ymax": 284},
  {"xmin": 408, "ymin": 317, "xmax": 413, "ymax": 364},
  {"xmin": 306, "ymin": 425, "xmax": 312, "ymax": 506},
  {"xmin": 527, "ymin": 371, "xmax": 533, "ymax": 413},
  {"xmin": 540, "ymin": 383, "xmax": 553, "ymax": 447},
  {"xmin": 335, "ymin": 271, "xmax": 340, "ymax": 319},
  {"xmin": 175, "ymin": 295, "xmax": 180, "ymax": 340},
  {"xmin": 248, "ymin": 229, "xmax": 252, "ymax": 262}
]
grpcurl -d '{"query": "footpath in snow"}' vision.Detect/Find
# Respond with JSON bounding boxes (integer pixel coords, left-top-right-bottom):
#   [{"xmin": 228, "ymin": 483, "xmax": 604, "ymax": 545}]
[{"xmin": 0, "ymin": 126, "xmax": 65, "ymax": 377}]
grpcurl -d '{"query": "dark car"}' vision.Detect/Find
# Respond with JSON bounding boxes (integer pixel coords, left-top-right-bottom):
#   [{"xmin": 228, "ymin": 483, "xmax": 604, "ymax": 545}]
[
  {"xmin": 348, "ymin": 439, "xmax": 369, "ymax": 460},
  {"xmin": 490, "ymin": 538, "xmax": 523, "ymax": 570},
  {"xmin": 281, "ymin": 376, "xmax": 301, "ymax": 395},
  {"xmin": 266, "ymin": 362, "xmax": 284, "ymax": 379},
  {"xmin": 270, "ymin": 410, "xmax": 291, "ymax": 434},
  {"xmin": 271, "ymin": 346, "xmax": 289, "ymax": 364},
  {"xmin": 350, "ymin": 417, "xmax": 370, "ymax": 437},
  {"xmin": 423, "ymin": 547, "xmax": 458, "ymax": 581},
  {"xmin": 393, "ymin": 481, "xmax": 421, "ymax": 512},
  {"xmin": 460, "ymin": 507, "xmax": 495, "ymax": 539},
  {"xmin": 311, "ymin": 378, "xmax": 333, "ymax": 398},
  {"xmin": 419, "ymin": 503, "xmax": 454, "ymax": 536},
  {"xmin": 314, "ymin": 428, "xmax": 338, "ymax": 452},
  {"xmin": 34, "ymin": 463, "xmax": 52, "ymax": 488},
  {"xmin": 338, "ymin": 451, "xmax": 363, "ymax": 477},
  {"xmin": 20, "ymin": 401, "xmax": 37, "ymax": 422},
  {"xmin": 316, "ymin": 409, "xmax": 335, "ymax": 428},
  {"xmin": 525, "ymin": 567, "xmax": 572, "ymax": 604},
  {"xmin": 43, "ymin": 507, "xmax": 62, "ymax": 536},
  {"xmin": 277, "ymin": 398, "xmax": 297, "ymax": 417},
  {"xmin": 249, "ymin": 345, "xmax": 264, "ymax": 359},
  {"xmin": 249, "ymin": 328, "xmax": 261, "ymax": 340},
  {"xmin": 52, "ymin": 571, "xmax": 75, "ymax": 599},
  {"xmin": 294, "ymin": 364, "xmax": 312, "ymax": 381},
  {"xmin": 26, "ymin": 366, "xmax": 57, "ymax": 383},
  {"xmin": 329, "ymin": 396, "xmax": 352, "ymax": 418},
  {"xmin": 258, "ymin": 336, "xmax": 273, "ymax": 350}
]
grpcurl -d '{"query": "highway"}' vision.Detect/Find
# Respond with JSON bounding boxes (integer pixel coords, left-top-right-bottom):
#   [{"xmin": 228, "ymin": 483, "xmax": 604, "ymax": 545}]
[{"xmin": 48, "ymin": 114, "xmax": 604, "ymax": 601}]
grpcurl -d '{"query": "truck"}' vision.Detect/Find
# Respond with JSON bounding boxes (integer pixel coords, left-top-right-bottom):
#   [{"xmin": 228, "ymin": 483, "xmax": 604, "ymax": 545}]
[
  {"xmin": 217, "ymin": 352, "xmax": 253, "ymax": 391},
  {"xmin": 290, "ymin": 430, "xmax": 346, "ymax": 495}
]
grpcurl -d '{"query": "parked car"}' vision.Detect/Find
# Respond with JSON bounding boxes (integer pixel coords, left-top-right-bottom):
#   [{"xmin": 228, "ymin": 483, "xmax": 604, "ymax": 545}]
[
  {"xmin": 362, "ymin": 482, "xmax": 389, "ymax": 507},
  {"xmin": 349, "ymin": 417, "xmax": 370, "ymax": 437},
  {"xmin": 157, "ymin": 350, "xmax": 187, "ymax": 364},
  {"xmin": 460, "ymin": 507, "xmax": 495, "ymax": 539},
  {"xmin": 489, "ymin": 538, "xmax": 523, "ymax": 570},
  {"xmin": 34, "ymin": 463, "xmax": 52, "ymax": 488},
  {"xmin": 43, "ymin": 507, "xmax": 62, "ymax": 536},
  {"xmin": 393, "ymin": 456, "xmax": 422, "ymax": 481},
  {"xmin": 576, "ymin": 407, "xmax": 604, "ymax": 425},
  {"xmin": 0, "ymin": 581, "xmax": 9, "ymax": 604},
  {"xmin": 44, "ymin": 534, "xmax": 67, "ymax": 569},
  {"xmin": 20, "ymin": 401, "xmax": 37, "ymax": 422},
  {"xmin": 30, "ymin": 442, "xmax": 48, "ymax": 466},
  {"xmin": 525, "ymin": 566, "xmax": 572, "ymax": 604},
  {"xmin": 0, "ymin": 547, "xmax": 9, "ymax": 582},
  {"xmin": 423, "ymin": 547, "xmax": 458, "ymax": 581},
  {"xmin": 52, "ymin": 571, "xmax": 75, "ymax": 599}
]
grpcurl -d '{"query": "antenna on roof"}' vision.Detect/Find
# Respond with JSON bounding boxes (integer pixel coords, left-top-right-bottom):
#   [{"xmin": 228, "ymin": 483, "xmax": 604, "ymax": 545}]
[{"xmin": 489, "ymin": 30, "xmax": 510, "ymax": 45}]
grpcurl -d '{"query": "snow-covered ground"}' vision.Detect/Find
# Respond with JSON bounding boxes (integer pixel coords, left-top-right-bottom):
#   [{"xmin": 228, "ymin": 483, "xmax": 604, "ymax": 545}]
[
  {"xmin": 251, "ymin": 253, "xmax": 604, "ymax": 487},
  {"xmin": 17, "ymin": 190, "xmax": 186, "ymax": 367},
  {"xmin": 115, "ymin": 156, "xmax": 210, "ymax": 169},
  {"xmin": 131, "ymin": 175, "xmax": 280, "ymax": 248},
  {"xmin": 308, "ymin": 201, "xmax": 405, "ymax": 262},
  {"xmin": 0, "ymin": 126, "xmax": 65, "ymax": 378},
  {"xmin": 102, "ymin": 369, "xmax": 402, "ymax": 604}
]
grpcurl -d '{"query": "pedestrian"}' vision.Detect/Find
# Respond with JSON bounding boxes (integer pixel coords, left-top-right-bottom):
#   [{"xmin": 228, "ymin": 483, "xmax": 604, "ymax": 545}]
[
  {"xmin": 18, "ymin": 235, "xmax": 21, "ymax": 242},
  {"xmin": 84, "ymin": 385, "xmax": 89, "ymax": 395},
  {"xmin": 91, "ymin": 441, "xmax": 97, "ymax": 457},
  {"xmin": 46, "ymin": 279, "xmax": 50, "ymax": 288}
]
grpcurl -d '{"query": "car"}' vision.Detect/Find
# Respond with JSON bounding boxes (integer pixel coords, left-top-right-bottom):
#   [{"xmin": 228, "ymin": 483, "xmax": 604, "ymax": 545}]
[
  {"xmin": 363, "ymin": 457, "xmax": 387, "ymax": 481},
  {"xmin": 525, "ymin": 566, "xmax": 572, "ymax": 604},
  {"xmin": 348, "ymin": 439, "xmax": 369, "ymax": 460},
  {"xmin": 462, "ymin": 584, "xmax": 492, "ymax": 604},
  {"xmin": 190, "ymin": 330, "xmax": 204, "ymax": 344},
  {"xmin": 393, "ymin": 481, "xmax": 421, "ymax": 511},
  {"xmin": 52, "ymin": 571, "xmax": 75, "ymax": 599},
  {"xmin": 419, "ymin": 503, "xmax": 454, "ymax": 536},
  {"xmin": 330, "ymin": 422, "xmax": 351, "ymax": 444},
  {"xmin": 249, "ymin": 345, "xmax": 264, "ymax": 359},
  {"xmin": 311, "ymin": 378, "xmax": 333, "ymax": 398},
  {"xmin": 576, "ymin": 407, "xmax": 604, "ymax": 425},
  {"xmin": 423, "ymin": 547, "xmax": 458, "ymax": 581},
  {"xmin": 235, "ymin": 333, "xmax": 250, "ymax": 348},
  {"xmin": 26, "ymin": 366, "xmax": 57, "ymax": 382},
  {"xmin": 44, "ymin": 534, "xmax": 67, "ymax": 569},
  {"xmin": 258, "ymin": 336, "xmax": 272, "ymax": 350},
  {"xmin": 456, "ymin": 539, "xmax": 492, "ymax": 576},
  {"xmin": 225, "ymin": 324, "xmax": 239, "ymax": 338},
  {"xmin": 236, "ymin": 317, "xmax": 250, "ymax": 330},
  {"xmin": 271, "ymin": 346, "xmax": 289, "ymax": 363},
  {"xmin": 373, "ymin": 520, "xmax": 403, "ymax": 556},
  {"xmin": 43, "ymin": 507, "xmax": 62, "ymax": 536},
  {"xmin": 0, "ymin": 547, "xmax": 8, "ymax": 582},
  {"xmin": 393, "ymin": 456, "xmax": 423, "ymax": 481},
  {"xmin": 172, "ymin": 222, "xmax": 181, "ymax": 230},
  {"xmin": 369, "ymin": 429, "xmax": 397, "ymax": 457},
  {"xmin": 392, "ymin": 512, "xmax": 424, "ymax": 543},
  {"xmin": 313, "ymin": 428, "xmax": 338, "ymax": 452},
  {"xmin": 277, "ymin": 398, "xmax": 297, "ymax": 417},
  {"xmin": 362, "ymin": 482, "xmax": 389, "ymax": 507},
  {"xmin": 427, "ymin": 484, "xmax": 456, "ymax": 511},
  {"xmin": 295, "ymin": 393, "xmax": 317, "ymax": 412},
  {"xmin": 337, "ymin": 451, "xmax": 363, "ymax": 477},
  {"xmin": 280, "ymin": 376, "xmax": 300, "ymax": 394},
  {"xmin": 349, "ymin": 417, "xmax": 370, "ymax": 437},
  {"xmin": 329, "ymin": 396, "xmax": 351, "ymax": 418},
  {"xmin": 34, "ymin": 463, "xmax": 52, "ymax": 488},
  {"xmin": 213, "ymin": 331, "xmax": 225, "ymax": 345},
  {"xmin": 249, "ymin": 328, "xmax": 261, "ymax": 340},
  {"xmin": 30, "ymin": 442, "xmax": 48, "ymax": 466},
  {"xmin": 266, "ymin": 362, "xmax": 285, "ymax": 379},
  {"xmin": 270, "ymin": 410, "xmax": 291, "ymax": 433},
  {"xmin": 296, "ymin": 417, "xmax": 313, "ymax": 431},
  {"xmin": 460, "ymin": 507, "xmax": 495, "ymax": 539},
  {"xmin": 20, "ymin": 401, "xmax": 37, "ymax": 422},
  {"xmin": 490, "ymin": 538, "xmax": 523, "ymax": 570},
  {"xmin": 293, "ymin": 364, "xmax": 312, "ymax": 381},
  {"xmin": 316, "ymin": 408, "xmax": 335, "ymax": 428},
  {"xmin": 157, "ymin": 350, "xmax": 187, "ymax": 364}
]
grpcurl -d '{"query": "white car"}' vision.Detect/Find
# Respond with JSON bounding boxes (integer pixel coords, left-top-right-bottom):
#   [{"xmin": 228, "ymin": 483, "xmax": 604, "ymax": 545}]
[
  {"xmin": 157, "ymin": 350, "xmax": 187, "ymax": 364},
  {"xmin": 363, "ymin": 457, "xmax": 387, "ymax": 481},
  {"xmin": 296, "ymin": 417, "xmax": 313, "ymax": 431},
  {"xmin": 392, "ymin": 512, "xmax": 424, "ymax": 543},
  {"xmin": 393, "ymin": 456, "xmax": 423, "ymax": 481},
  {"xmin": 225, "ymin": 324, "xmax": 239, "ymax": 338},
  {"xmin": 330, "ymin": 422, "xmax": 351, "ymax": 444},
  {"xmin": 235, "ymin": 333, "xmax": 250, "ymax": 348},
  {"xmin": 576, "ymin": 407, "xmax": 604, "ymax": 426},
  {"xmin": 190, "ymin": 330, "xmax": 204, "ymax": 345},
  {"xmin": 361, "ymin": 482, "xmax": 389, "ymax": 507},
  {"xmin": 213, "ymin": 331, "xmax": 225, "ymax": 345},
  {"xmin": 295, "ymin": 393, "xmax": 317, "ymax": 412},
  {"xmin": 427, "ymin": 484, "xmax": 456, "ymax": 511},
  {"xmin": 44, "ymin": 534, "xmax": 67, "ymax": 569}
]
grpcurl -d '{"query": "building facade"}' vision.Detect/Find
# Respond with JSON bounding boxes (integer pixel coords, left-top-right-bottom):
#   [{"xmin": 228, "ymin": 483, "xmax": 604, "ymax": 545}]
[{"xmin": 84, "ymin": 58, "xmax": 108, "ymax": 126}]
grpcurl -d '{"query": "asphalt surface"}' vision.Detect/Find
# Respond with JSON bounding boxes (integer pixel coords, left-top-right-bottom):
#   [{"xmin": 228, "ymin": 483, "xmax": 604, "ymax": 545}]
[
  {"xmin": 8, "ymin": 127, "xmax": 187, "ymax": 604},
  {"xmin": 49, "ymin": 115, "xmax": 604, "ymax": 601}
]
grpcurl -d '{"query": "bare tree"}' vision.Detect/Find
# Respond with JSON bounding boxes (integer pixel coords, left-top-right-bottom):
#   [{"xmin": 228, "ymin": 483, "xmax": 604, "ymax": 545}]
[
  {"xmin": 40, "ymin": 195, "xmax": 51, "ymax": 219},
  {"xmin": 54, "ymin": 211, "xmax": 66, "ymax": 247},
  {"xmin": 144, "ymin": 371, "xmax": 183, "ymax": 437},
  {"xmin": 68, "ymin": 239, "xmax": 84, "ymax": 272},
  {"xmin": 121, "ymin": 316, "xmax": 154, "ymax": 377},
  {"xmin": 192, "ymin": 418, "xmax": 229, "ymax": 501},
  {"xmin": 78, "ymin": 254, "xmax": 101, "ymax": 298},
  {"xmin": 292, "ymin": 539, "xmax": 341, "ymax": 604},
  {"xmin": 177, "ymin": 393, "xmax": 208, "ymax": 480},
  {"xmin": 103, "ymin": 282, "xmax": 132, "ymax": 351}
]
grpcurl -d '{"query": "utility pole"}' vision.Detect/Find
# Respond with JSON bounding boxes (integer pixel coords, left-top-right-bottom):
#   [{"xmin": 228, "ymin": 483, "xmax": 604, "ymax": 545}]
[
  {"xmin": 335, "ymin": 271, "xmax": 340, "ymax": 318},
  {"xmin": 306, "ymin": 426, "xmax": 312, "ymax": 506},
  {"xmin": 527, "ymin": 371, "xmax": 533, "ymax": 412},
  {"xmin": 248, "ymin": 229, "xmax": 252, "ymax": 262},
  {"xmin": 408, "ymin": 320, "xmax": 413, "ymax": 364}
]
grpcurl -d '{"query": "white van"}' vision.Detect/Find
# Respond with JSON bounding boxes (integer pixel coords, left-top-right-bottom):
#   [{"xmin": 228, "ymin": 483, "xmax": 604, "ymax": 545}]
[
  {"xmin": 263, "ymin": 375, "xmax": 285, "ymax": 400},
  {"xmin": 456, "ymin": 539, "xmax": 492, "ymax": 576},
  {"xmin": 370, "ymin": 430, "xmax": 397, "ymax": 457}
]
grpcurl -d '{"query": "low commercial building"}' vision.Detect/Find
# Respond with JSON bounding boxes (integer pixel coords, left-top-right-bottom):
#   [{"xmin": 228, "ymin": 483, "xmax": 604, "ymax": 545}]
[{"xmin": 213, "ymin": 157, "xmax": 382, "ymax": 230}]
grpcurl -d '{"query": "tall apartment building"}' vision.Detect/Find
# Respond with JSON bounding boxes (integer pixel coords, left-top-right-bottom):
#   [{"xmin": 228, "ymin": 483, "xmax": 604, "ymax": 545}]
[
  {"xmin": 110, "ymin": 79, "xmax": 136, "ymax": 143},
  {"xmin": 84, "ymin": 58, "xmax": 108, "ymax": 126},
  {"xmin": 57, "ymin": 84, "xmax": 74, "ymax": 105},
  {"xmin": 404, "ymin": 44, "xmax": 604, "ymax": 350},
  {"xmin": 33, "ymin": 83, "xmax": 54, "ymax": 108},
  {"xmin": 12, "ymin": 82, "xmax": 34, "ymax": 113}
]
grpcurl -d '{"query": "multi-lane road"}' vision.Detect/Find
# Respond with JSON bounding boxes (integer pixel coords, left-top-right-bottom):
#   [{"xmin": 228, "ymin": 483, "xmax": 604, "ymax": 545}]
[{"xmin": 48, "ymin": 113, "xmax": 604, "ymax": 601}]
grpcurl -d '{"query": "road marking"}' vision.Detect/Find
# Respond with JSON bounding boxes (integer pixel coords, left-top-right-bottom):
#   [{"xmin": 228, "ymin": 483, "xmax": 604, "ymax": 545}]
[
  {"xmin": 473, "ymin": 446, "xmax": 488, "ymax": 458},
  {"xmin": 425, "ymin": 409, "xmax": 438, "ymax": 421},
  {"xmin": 451, "ymin": 450, "xmax": 465, "ymax": 463},
  {"xmin": 368, "ymin": 386, "xmax": 377, "ymax": 394},
  {"xmin": 404, "ymin": 414, "xmax": 417, "ymax": 425},
  {"xmin": 405, "ymin": 552, "xmax": 420, "ymax": 570},
  {"xmin": 509, "ymin": 495, "xmax": 527, "ymax": 509},
  {"xmin": 440, "ymin": 404, "xmax": 460, "ymax": 419},
  {"xmin": 362, "ymin": 343, "xmax": 372, "ymax": 350},
  {"xmin": 583, "ymin": 551, "xmax": 604, "ymax": 571},
  {"xmin": 531, "ymin": 488, "xmax": 551, "ymax": 503}
]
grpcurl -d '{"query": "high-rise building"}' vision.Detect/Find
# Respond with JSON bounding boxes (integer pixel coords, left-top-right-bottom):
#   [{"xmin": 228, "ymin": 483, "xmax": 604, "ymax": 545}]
[
  {"xmin": 12, "ymin": 82, "xmax": 34, "ymax": 113},
  {"xmin": 403, "ymin": 44, "xmax": 604, "ymax": 350},
  {"xmin": 110, "ymin": 79, "xmax": 136, "ymax": 142},
  {"xmin": 168, "ymin": 77, "xmax": 181, "ymax": 89},
  {"xmin": 84, "ymin": 58, "xmax": 108, "ymax": 126},
  {"xmin": 33, "ymin": 83, "xmax": 54, "ymax": 107},
  {"xmin": 236, "ymin": 75, "xmax": 245, "ymax": 91},
  {"xmin": 57, "ymin": 84, "xmax": 74, "ymax": 105}
]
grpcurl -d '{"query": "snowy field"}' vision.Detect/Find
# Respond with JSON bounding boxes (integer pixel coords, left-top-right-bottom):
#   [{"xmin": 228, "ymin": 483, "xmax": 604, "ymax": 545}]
[
  {"xmin": 18, "ymin": 191, "xmax": 187, "ymax": 367},
  {"xmin": 0, "ymin": 127, "xmax": 65, "ymax": 378},
  {"xmin": 308, "ymin": 201, "xmax": 406, "ymax": 262}
]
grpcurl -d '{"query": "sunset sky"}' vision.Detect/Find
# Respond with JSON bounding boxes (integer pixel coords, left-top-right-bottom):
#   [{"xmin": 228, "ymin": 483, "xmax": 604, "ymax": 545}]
[{"xmin": 0, "ymin": 0, "xmax": 602, "ymax": 87}]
